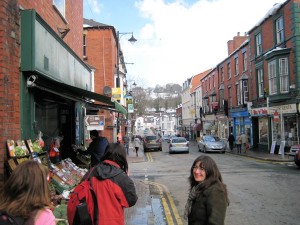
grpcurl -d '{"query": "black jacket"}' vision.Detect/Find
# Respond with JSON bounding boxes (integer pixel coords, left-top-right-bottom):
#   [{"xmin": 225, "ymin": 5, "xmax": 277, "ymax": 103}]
[
  {"xmin": 79, "ymin": 136, "xmax": 109, "ymax": 167},
  {"xmin": 188, "ymin": 183, "xmax": 228, "ymax": 225}
]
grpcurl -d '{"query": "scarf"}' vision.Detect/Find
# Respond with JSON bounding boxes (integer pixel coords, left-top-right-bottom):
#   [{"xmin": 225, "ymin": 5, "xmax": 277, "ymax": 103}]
[{"xmin": 184, "ymin": 183, "xmax": 202, "ymax": 220}]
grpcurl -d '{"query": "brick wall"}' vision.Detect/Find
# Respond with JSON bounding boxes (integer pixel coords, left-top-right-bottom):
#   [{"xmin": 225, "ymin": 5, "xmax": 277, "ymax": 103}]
[
  {"xmin": 0, "ymin": 0, "xmax": 83, "ymax": 182},
  {"xmin": 84, "ymin": 28, "xmax": 118, "ymax": 142}
]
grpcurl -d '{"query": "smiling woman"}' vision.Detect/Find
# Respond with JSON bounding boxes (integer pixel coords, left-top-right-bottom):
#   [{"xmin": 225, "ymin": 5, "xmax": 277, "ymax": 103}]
[{"xmin": 184, "ymin": 155, "xmax": 229, "ymax": 225}]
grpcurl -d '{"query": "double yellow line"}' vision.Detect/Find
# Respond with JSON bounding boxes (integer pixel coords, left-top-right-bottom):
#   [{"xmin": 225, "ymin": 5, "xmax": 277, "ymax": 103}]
[
  {"xmin": 145, "ymin": 152, "xmax": 153, "ymax": 162},
  {"xmin": 144, "ymin": 180, "xmax": 183, "ymax": 225}
]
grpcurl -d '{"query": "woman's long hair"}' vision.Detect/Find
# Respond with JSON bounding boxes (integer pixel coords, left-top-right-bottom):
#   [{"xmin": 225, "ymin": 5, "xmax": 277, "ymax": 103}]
[
  {"xmin": 102, "ymin": 143, "xmax": 128, "ymax": 173},
  {"xmin": 0, "ymin": 160, "xmax": 52, "ymax": 218},
  {"xmin": 188, "ymin": 155, "xmax": 229, "ymax": 204}
]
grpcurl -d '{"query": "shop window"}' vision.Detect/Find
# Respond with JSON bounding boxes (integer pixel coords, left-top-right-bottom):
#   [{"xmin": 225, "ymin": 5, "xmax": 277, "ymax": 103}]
[{"xmin": 259, "ymin": 117, "xmax": 268, "ymax": 144}]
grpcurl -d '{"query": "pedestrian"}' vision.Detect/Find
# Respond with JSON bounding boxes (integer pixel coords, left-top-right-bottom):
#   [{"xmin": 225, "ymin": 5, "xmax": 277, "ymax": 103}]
[
  {"xmin": 77, "ymin": 130, "xmax": 109, "ymax": 167},
  {"xmin": 122, "ymin": 135, "xmax": 130, "ymax": 155},
  {"xmin": 227, "ymin": 132, "xmax": 235, "ymax": 151},
  {"xmin": 241, "ymin": 133, "xmax": 249, "ymax": 153},
  {"xmin": 236, "ymin": 135, "xmax": 242, "ymax": 154},
  {"xmin": 134, "ymin": 136, "xmax": 141, "ymax": 157},
  {"xmin": 81, "ymin": 143, "xmax": 138, "ymax": 225},
  {"xmin": 0, "ymin": 160, "xmax": 56, "ymax": 224},
  {"xmin": 184, "ymin": 155, "xmax": 229, "ymax": 225}
]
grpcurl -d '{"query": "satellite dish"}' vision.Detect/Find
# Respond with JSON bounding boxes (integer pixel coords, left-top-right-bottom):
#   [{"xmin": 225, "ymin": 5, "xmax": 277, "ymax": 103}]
[{"xmin": 103, "ymin": 86, "xmax": 112, "ymax": 96}]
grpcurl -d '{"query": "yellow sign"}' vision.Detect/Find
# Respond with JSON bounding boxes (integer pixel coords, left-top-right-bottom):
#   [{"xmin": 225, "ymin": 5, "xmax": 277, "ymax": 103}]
[{"xmin": 112, "ymin": 88, "xmax": 121, "ymax": 100}]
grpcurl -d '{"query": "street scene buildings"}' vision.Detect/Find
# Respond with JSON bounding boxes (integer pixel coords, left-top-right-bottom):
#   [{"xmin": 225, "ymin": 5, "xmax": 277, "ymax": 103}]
[
  {"xmin": 180, "ymin": 0, "xmax": 300, "ymax": 154},
  {"xmin": 1, "ymin": 0, "xmax": 300, "ymax": 182}
]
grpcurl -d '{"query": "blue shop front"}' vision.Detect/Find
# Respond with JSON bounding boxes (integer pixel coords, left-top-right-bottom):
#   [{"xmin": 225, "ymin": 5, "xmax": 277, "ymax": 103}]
[{"xmin": 230, "ymin": 108, "xmax": 251, "ymax": 145}]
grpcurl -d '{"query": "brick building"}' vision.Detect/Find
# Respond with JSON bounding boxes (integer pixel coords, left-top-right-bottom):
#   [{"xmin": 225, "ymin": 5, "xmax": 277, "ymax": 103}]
[{"xmin": 0, "ymin": 1, "xmax": 125, "ymax": 182}]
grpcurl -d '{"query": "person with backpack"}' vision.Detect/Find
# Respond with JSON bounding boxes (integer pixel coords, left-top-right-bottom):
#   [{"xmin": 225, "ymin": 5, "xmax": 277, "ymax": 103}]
[
  {"xmin": 68, "ymin": 143, "xmax": 138, "ymax": 225},
  {"xmin": 0, "ymin": 160, "xmax": 55, "ymax": 225},
  {"xmin": 77, "ymin": 130, "xmax": 109, "ymax": 167}
]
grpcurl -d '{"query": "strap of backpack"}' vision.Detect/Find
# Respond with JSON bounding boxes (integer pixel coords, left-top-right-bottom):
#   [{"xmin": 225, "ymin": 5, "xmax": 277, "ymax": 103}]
[{"xmin": 89, "ymin": 177, "xmax": 98, "ymax": 225}]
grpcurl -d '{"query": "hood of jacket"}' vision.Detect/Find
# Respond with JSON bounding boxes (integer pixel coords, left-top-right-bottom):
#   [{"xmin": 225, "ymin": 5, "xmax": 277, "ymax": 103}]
[{"xmin": 92, "ymin": 160, "xmax": 124, "ymax": 180}]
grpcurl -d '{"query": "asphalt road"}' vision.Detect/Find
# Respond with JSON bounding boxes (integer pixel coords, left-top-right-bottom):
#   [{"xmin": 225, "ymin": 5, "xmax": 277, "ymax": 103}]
[{"xmin": 129, "ymin": 141, "xmax": 300, "ymax": 225}]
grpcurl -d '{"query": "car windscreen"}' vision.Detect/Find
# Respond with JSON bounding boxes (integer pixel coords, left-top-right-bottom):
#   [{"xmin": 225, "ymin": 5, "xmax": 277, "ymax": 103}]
[
  {"xmin": 172, "ymin": 138, "xmax": 186, "ymax": 143},
  {"xmin": 146, "ymin": 136, "xmax": 157, "ymax": 141},
  {"xmin": 205, "ymin": 136, "xmax": 219, "ymax": 141}
]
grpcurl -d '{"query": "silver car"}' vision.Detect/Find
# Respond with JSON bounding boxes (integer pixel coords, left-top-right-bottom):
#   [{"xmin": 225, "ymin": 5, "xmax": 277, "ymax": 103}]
[
  {"xmin": 169, "ymin": 137, "xmax": 189, "ymax": 154},
  {"xmin": 198, "ymin": 135, "xmax": 226, "ymax": 153}
]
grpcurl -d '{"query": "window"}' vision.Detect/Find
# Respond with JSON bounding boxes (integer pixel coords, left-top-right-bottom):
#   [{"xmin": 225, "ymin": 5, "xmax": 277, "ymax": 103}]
[
  {"xmin": 276, "ymin": 16, "xmax": 284, "ymax": 44},
  {"xmin": 209, "ymin": 76, "xmax": 211, "ymax": 89},
  {"xmin": 53, "ymin": 0, "xmax": 65, "ymax": 17},
  {"xmin": 220, "ymin": 67, "xmax": 224, "ymax": 82},
  {"xmin": 227, "ymin": 62, "xmax": 231, "ymax": 79},
  {"xmin": 236, "ymin": 84, "xmax": 241, "ymax": 105},
  {"xmin": 83, "ymin": 34, "xmax": 87, "ymax": 57},
  {"xmin": 255, "ymin": 33, "xmax": 262, "ymax": 56},
  {"xmin": 243, "ymin": 52, "xmax": 247, "ymax": 71},
  {"xmin": 228, "ymin": 87, "xmax": 232, "ymax": 109},
  {"xmin": 257, "ymin": 68, "xmax": 264, "ymax": 97},
  {"xmin": 268, "ymin": 60, "xmax": 277, "ymax": 94},
  {"xmin": 279, "ymin": 58, "xmax": 289, "ymax": 92},
  {"xmin": 235, "ymin": 57, "xmax": 239, "ymax": 75},
  {"xmin": 219, "ymin": 89, "xmax": 224, "ymax": 110},
  {"xmin": 212, "ymin": 74, "xmax": 215, "ymax": 88},
  {"xmin": 241, "ymin": 80, "xmax": 248, "ymax": 103}
]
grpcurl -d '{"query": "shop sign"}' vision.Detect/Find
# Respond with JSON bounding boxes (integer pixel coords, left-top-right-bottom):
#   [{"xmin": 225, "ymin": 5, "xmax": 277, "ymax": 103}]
[
  {"xmin": 112, "ymin": 88, "xmax": 121, "ymax": 100},
  {"xmin": 251, "ymin": 104, "xmax": 296, "ymax": 115},
  {"xmin": 128, "ymin": 104, "xmax": 134, "ymax": 113},
  {"xmin": 85, "ymin": 115, "xmax": 105, "ymax": 130},
  {"xmin": 273, "ymin": 111, "xmax": 279, "ymax": 123},
  {"xmin": 269, "ymin": 104, "xmax": 297, "ymax": 114},
  {"xmin": 250, "ymin": 107, "xmax": 268, "ymax": 115}
]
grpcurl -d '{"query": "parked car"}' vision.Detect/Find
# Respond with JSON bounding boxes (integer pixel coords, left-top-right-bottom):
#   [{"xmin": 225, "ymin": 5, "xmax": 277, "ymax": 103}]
[
  {"xmin": 162, "ymin": 135, "xmax": 170, "ymax": 142},
  {"xmin": 198, "ymin": 135, "xmax": 226, "ymax": 153},
  {"xmin": 167, "ymin": 135, "xmax": 177, "ymax": 143},
  {"xmin": 143, "ymin": 135, "xmax": 162, "ymax": 152},
  {"xmin": 289, "ymin": 144, "xmax": 300, "ymax": 167},
  {"xmin": 169, "ymin": 137, "xmax": 189, "ymax": 154}
]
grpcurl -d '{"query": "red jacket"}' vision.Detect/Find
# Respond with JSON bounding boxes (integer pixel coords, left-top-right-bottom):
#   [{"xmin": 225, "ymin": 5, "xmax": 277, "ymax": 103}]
[{"xmin": 84, "ymin": 160, "xmax": 138, "ymax": 225}]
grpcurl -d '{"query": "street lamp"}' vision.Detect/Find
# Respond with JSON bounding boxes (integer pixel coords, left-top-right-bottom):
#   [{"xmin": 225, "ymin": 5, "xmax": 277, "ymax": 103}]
[{"xmin": 116, "ymin": 31, "xmax": 137, "ymax": 88}]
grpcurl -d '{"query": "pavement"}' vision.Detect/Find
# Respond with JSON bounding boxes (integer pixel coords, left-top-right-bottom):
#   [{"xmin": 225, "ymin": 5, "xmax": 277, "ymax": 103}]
[{"xmin": 124, "ymin": 141, "xmax": 295, "ymax": 225}]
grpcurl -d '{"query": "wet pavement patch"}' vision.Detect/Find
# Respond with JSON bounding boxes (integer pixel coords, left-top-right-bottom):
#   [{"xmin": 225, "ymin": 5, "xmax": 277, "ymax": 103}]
[{"xmin": 151, "ymin": 195, "xmax": 167, "ymax": 225}]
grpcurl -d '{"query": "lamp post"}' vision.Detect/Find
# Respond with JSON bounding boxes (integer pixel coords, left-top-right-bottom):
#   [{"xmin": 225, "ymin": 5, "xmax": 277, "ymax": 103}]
[
  {"xmin": 125, "ymin": 81, "xmax": 137, "ymax": 139},
  {"xmin": 116, "ymin": 31, "xmax": 137, "ymax": 88}
]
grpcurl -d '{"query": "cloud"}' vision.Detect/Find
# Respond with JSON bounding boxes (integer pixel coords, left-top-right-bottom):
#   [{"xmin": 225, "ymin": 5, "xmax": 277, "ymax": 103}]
[
  {"xmin": 86, "ymin": 0, "xmax": 102, "ymax": 14},
  {"xmin": 123, "ymin": 0, "xmax": 287, "ymax": 88}
]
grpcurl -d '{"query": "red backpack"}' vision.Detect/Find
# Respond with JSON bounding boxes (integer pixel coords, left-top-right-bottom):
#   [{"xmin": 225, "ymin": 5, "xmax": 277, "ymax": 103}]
[{"xmin": 67, "ymin": 169, "xmax": 98, "ymax": 225}]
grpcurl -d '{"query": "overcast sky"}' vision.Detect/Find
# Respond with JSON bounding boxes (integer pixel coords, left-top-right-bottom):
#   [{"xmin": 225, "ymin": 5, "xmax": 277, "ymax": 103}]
[{"xmin": 84, "ymin": 0, "xmax": 287, "ymax": 88}]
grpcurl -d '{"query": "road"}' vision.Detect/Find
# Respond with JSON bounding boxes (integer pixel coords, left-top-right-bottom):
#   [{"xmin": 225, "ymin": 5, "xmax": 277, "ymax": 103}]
[{"xmin": 129, "ymin": 141, "xmax": 300, "ymax": 225}]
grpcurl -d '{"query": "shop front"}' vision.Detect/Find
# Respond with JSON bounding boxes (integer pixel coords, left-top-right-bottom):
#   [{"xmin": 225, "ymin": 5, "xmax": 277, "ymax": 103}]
[
  {"xmin": 250, "ymin": 104, "xmax": 298, "ymax": 152},
  {"xmin": 231, "ymin": 108, "xmax": 251, "ymax": 145},
  {"xmin": 19, "ymin": 10, "xmax": 124, "ymax": 162}
]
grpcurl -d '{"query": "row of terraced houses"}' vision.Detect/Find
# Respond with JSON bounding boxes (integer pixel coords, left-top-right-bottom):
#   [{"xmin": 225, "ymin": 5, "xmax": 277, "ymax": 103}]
[{"xmin": 178, "ymin": 0, "xmax": 300, "ymax": 154}]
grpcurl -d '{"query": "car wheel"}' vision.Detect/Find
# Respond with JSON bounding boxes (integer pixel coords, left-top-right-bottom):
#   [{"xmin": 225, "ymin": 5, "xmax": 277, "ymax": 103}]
[
  {"xmin": 222, "ymin": 151, "xmax": 225, "ymax": 154},
  {"xmin": 295, "ymin": 161, "xmax": 300, "ymax": 168}
]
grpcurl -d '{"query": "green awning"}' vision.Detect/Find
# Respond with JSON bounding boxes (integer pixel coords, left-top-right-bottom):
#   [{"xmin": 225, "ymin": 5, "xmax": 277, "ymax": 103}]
[
  {"xmin": 114, "ymin": 101, "xmax": 127, "ymax": 115},
  {"xmin": 27, "ymin": 74, "xmax": 128, "ymax": 115}
]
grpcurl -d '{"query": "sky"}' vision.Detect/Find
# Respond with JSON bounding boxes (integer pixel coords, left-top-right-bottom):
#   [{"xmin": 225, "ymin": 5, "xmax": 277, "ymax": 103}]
[{"xmin": 83, "ymin": 0, "xmax": 288, "ymax": 88}]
